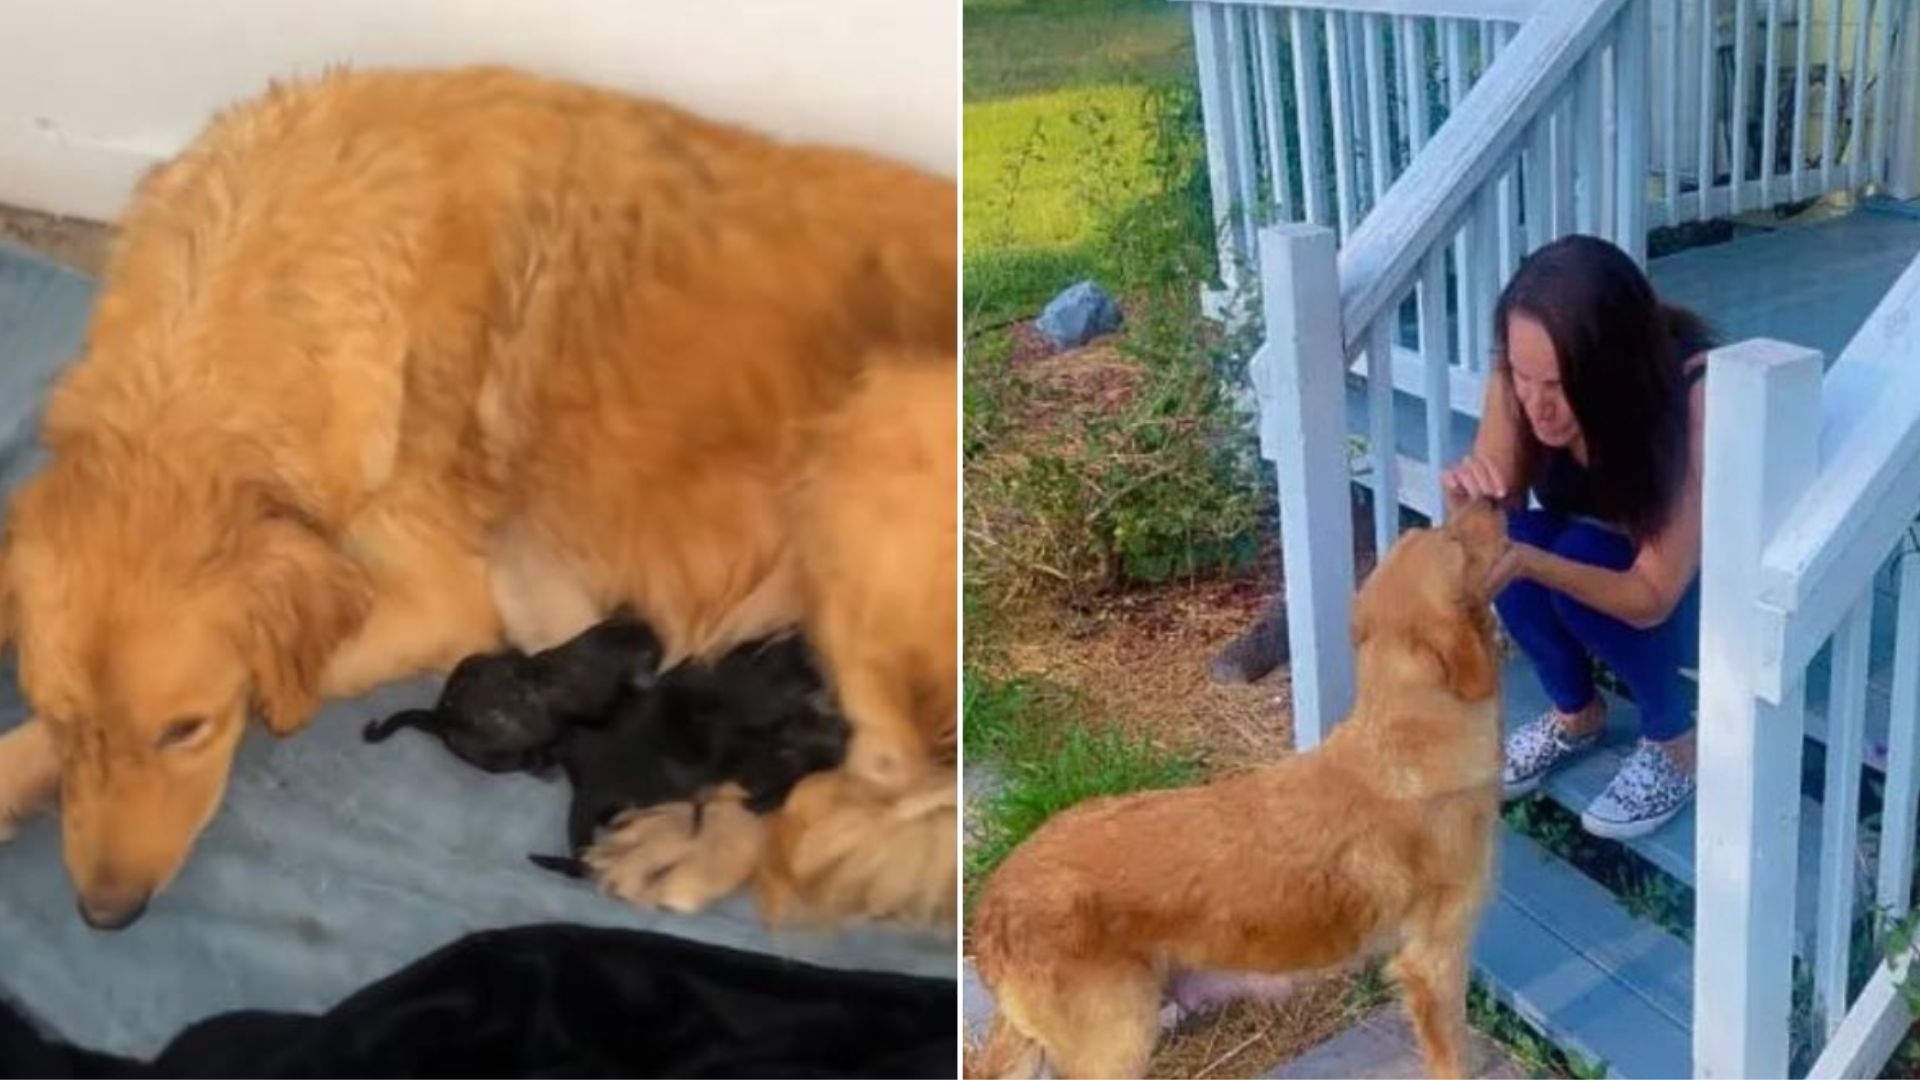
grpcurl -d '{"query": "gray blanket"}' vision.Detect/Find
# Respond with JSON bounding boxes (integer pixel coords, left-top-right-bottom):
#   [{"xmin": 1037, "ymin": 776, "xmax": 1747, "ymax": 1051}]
[{"xmin": 0, "ymin": 244, "xmax": 951, "ymax": 1057}]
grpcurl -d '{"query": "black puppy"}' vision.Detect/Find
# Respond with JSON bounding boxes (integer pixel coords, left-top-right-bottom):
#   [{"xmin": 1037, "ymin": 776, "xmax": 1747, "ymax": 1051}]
[
  {"xmin": 531, "ymin": 635, "xmax": 849, "ymax": 870},
  {"xmin": 363, "ymin": 616, "xmax": 664, "ymax": 773}
]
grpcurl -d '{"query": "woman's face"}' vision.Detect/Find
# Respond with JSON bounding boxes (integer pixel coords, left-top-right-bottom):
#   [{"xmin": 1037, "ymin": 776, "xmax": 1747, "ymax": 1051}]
[{"xmin": 1506, "ymin": 313, "xmax": 1580, "ymax": 449}]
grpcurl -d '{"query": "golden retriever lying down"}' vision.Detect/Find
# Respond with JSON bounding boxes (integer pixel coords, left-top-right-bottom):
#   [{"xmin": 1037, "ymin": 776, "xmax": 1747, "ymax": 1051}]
[
  {"xmin": 969, "ymin": 502, "xmax": 1510, "ymax": 1079},
  {"xmin": 580, "ymin": 354, "xmax": 958, "ymax": 928},
  {"xmin": 0, "ymin": 65, "xmax": 954, "ymax": 930}
]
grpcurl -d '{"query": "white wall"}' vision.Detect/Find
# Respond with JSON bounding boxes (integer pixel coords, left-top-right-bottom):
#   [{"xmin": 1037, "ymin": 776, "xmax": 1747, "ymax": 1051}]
[{"xmin": 0, "ymin": 0, "xmax": 958, "ymax": 221}]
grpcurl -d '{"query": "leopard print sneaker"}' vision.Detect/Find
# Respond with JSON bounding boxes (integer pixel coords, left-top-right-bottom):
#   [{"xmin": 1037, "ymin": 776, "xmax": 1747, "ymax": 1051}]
[
  {"xmin": 1502, "ymin": 711, "xmax": 1602, "ymax": 800},
  {"xmin": 1580, "ymin": 739, "xmax": 1695, "ymax": 840}
]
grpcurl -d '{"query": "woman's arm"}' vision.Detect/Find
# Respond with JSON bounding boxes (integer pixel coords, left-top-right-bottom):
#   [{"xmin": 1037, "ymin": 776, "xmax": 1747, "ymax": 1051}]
[
  {"xmin": 1444, "ymin": 371, "xmax": 1532, "ymax": 510},
  {"xmin": 1504, "ymin": 381, "xmax": 1705, "ymax": 629}
]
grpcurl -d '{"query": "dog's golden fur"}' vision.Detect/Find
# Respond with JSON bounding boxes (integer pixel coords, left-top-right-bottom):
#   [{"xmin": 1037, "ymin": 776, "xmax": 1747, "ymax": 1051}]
[
  {"xmin": 0, "ymin": 65, "xmax": 955, "ymax": 926},
  {"xmin": 576, "ymin": 352, "xmax": 959, "ymax": 928},
  {"xmin": 969, "ymin": 503, "xmax": 1511, "ymax": 1079}
]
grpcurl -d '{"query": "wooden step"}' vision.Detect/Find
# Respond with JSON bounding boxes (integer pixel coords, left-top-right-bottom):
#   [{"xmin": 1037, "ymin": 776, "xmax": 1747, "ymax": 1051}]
[
  {"xmin": 1474, "ymin": 828, "xmax": 1694, "ymax": 1079},
  {"xmin": 1499, "ymin": 655, "xmax": 1830, "ymax": 956}
]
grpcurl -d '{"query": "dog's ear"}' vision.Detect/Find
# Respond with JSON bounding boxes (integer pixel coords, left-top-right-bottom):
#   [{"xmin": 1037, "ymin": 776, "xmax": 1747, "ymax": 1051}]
[
  {"xmin": 240, "ymin": 499, "xmax": 370, "ymax": 736},
  {"xmin": 1419, "ymin": 608, "xmax": 1498, "ymax": 702}
]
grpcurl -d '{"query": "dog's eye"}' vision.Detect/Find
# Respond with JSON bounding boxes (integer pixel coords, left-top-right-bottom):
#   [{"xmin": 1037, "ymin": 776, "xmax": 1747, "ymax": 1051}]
[{"xmin": 157, "ymin": 716, "xmax": 209, "ymax": 750}]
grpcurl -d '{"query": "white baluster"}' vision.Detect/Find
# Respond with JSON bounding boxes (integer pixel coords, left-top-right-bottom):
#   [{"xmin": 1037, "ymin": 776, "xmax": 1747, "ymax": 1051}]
[
  {"xmin": 1365, "ymin": 13, "xmax": 1391, "ymax": 203},
  {"xmin": 1793, "ymin": 0, "xmax": 1811, "ymax": 200},
  {"xmin": 1224, "ymin": 8, "xmax": 1260, "ymax": 253},
  {"xmin": 1824, "ymin": 0, "xmax": 1845, "ymax": 191},
  {"xmin": 1620, "ymin": 0, "xmax": 1653, "ymax": 263},
  {"xmin": 1762, "ymin": 0, "xmax": 1782, "ymax": 205},
  {"xmin": 1400, "ymin": 16, "xmax": 1430, "ymax": 156},
  {"xmin": 1871, "ymin": 0, "xmax": 1894, "ymax": 186},
  {"xmin": 1877, "ymin": 546, "xmax": 1920, "ymax": 918},
  {"xmin": 1734, "ymin": 0, "xmax": 1751, "ymax": 213},
  {"xmin": 1367, "ymin": 317, "xmax": 1398, "ymax": 555},
  {"xmin": 1816, "ymin": 594, "xmax": 1872, "ymax": 1038},
  {"xmin": 1701, "ymin": 0, "xmax": 1721, "ymax": 220},
  {"xmin": 1421, "ymin": 247, "xmax": 1451, "ymax": 520},
  {"xmin": 1255, "ymin": 9, "xmax": 1295, "ymax": 223},
  {"xmin": 1667, "ymin": 0, "xmax": 1684, "ymax": 225},
  {"xmin": 1293, "ymin": 9, "xmax": 1331, "ymax": 228},
  {"xmin": 1850, "ymin": 0, "xmax": 1872, "ymax": 185},
  {"xmin": 1327, "ymin": 11, "xmax": 1357, "ymax": 240}
]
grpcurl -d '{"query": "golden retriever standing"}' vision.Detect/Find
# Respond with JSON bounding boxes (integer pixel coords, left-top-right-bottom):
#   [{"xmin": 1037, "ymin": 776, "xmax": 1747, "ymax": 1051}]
[
  {"xmin": 969, "ymin": 502, "xmax": 1510, "ymax": 1079},
  {"xmin": 0, "ymin": 65, "xmax": 954, "ymax": 929}
]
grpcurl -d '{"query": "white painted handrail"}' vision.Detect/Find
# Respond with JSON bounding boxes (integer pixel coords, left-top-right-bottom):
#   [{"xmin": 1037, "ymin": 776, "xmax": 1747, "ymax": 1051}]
[
  {"xmin": 1697, "ymin": 256, "xmax": 1920, "ymax": 1077},
  {"xmin": 1337, "ymin": 0, "xmax": 1630, "ymax": 349},
  {"xmin": 1739, "ymin": 253, "xmax": 1920, "ymax": 702}
]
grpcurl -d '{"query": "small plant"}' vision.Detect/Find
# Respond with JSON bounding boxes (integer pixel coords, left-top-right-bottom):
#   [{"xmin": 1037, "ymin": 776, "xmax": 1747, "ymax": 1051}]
[
  {"xmin": 965, "ymin": 78, "xmax": 1265, "ymax": 602},
  {"xmin": 1876, "ymin": 904, "xmax": 1920, "ymax": 1013},
  {"xmin": 1467, "ymin": 981, "xmax": 1607, "ymax": 1078}
]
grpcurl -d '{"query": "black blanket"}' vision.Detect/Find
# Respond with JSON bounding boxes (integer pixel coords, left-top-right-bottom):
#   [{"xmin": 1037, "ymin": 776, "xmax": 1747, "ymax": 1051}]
[{"xmin": 0, "ymin": 924, "xmax": 955, "ymax": 1078}]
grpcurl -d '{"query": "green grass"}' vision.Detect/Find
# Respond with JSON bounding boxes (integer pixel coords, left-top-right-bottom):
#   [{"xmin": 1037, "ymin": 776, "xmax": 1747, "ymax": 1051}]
[
  {"xmin": 964, "ymin": 671, "xmax": 1204, "ymax": 896},
  {"xmin": 964, "ymin": 0, "xmax": 1191, "ymax": 103},
  {"xmin": 963, "ymin": 0, "xmax": 1202, "ymax": 329},
  {"xmin": 965, "ymin": 84, "xmax": 1161, "ymax": 253}
]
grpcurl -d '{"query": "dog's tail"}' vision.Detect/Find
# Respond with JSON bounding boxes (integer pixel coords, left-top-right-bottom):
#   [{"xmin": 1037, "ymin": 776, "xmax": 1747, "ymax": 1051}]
[
  {"xmin": 969, "ymin": 1014, "xmax": 1046, "ymax": 1080},
  {"xmin": 362, "ymin": 709, "xmax": 439, "ymax": 744}
]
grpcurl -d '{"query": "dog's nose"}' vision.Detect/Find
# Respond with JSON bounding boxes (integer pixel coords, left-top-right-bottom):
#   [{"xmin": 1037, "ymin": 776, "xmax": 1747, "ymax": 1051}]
[{"xmin": 77, "ymin": 892, "xmax": 149, "ymax": 932}]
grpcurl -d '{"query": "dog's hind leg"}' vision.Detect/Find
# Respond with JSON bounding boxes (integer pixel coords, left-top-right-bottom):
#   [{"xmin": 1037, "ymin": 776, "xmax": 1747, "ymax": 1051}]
[
  {"xmin": 0, "ymin": 719, "xmax": 59, "ymax": 843},
  {"xmin": 1389, "ymin": 929, "xmax": 1472, "ymax": 1079},
  {"xmin": 1002, "ymin": 965, "xmax": 1160, "ymax": 1080},
  {"xmin": 971, "ymin": 1013, "xmax": 1047, "ymax": 1079}
]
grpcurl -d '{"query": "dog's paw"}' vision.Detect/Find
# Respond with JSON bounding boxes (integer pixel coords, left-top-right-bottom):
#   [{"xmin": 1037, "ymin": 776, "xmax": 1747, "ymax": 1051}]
[
  {"xmin": 583, "ymin": 789, "xmax": 764, "ymax": 914},
  {"xmin": 0, "ymin": 722, "xmax": 60, "ymax": 842}
]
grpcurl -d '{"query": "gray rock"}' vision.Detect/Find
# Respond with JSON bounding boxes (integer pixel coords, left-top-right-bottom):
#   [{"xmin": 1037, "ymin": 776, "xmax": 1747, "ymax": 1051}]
[{"xmin": 1035, "ymin": 280, "xmax": 1122, "ymax": 348}]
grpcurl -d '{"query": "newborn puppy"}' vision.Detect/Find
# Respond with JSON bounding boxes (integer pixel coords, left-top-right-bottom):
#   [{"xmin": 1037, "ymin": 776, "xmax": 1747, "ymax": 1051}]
[
  {"xmin": 363, "ymin": 615, "xmax": 664, "ymax": 774},
  {"xmin": 533, "ymin": 636, "xmax": 849, "ymax": 863}
]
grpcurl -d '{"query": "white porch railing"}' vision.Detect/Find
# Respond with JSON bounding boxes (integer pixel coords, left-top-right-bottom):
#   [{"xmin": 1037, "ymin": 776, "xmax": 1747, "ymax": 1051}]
[
  {"xmin": 1193, "ymin": 0, "xmax": 1920, "ymax": 294},
  {"xmin": 1189, "ymin": 0, "xmax": 1533, "ymax": 303},
  {"xmin": 1696, "ymin": 254, "xmax": 1920, "ymax": 1078},
  {"xmin": 1253, "ymin": 0, "xmax": 1651, "ymax": 747},
  {"xmin": 1249, "ymin": 0, "xmax": 1920, "ymax": 1074},
  {"xmin": 1651, "ymin": 0, "xmax": 1920, "ymax": 226}
]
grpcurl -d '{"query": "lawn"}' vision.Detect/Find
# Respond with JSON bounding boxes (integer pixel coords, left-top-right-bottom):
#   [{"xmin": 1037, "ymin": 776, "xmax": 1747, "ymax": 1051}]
[
  {"xmin": 963, "ymin": 0, "xmax": 1191, "ymax": 103},
  {"xmin": 963, "ymin": 0, "xmax": 1194, "ymax": 328}
]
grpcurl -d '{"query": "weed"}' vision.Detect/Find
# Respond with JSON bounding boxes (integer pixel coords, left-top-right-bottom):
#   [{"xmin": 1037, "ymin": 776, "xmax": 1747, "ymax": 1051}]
[{"xmin": 1467, "ymin": 981, "xmax": 1607, "ymax": 1078}]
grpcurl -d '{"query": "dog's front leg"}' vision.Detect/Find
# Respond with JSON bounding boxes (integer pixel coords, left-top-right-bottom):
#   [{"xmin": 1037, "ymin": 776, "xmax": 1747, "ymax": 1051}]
[
  {"xmin": 0, "ymin": 719, "xmax": 59, "ymax": 842},
  {"xmin": 1389, "ymin": 936, "xmax": 1471, "ymax": 1079}
]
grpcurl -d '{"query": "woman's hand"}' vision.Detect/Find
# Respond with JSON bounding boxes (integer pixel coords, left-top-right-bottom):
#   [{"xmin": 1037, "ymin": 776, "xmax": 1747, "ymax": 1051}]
[
  {"xmin": 1484, "ymin": 540, "xmax": 1535, "ymax": 595},
  {"xmin": 1442, "ymin": 454, "xmax": 1510, "ymax": 505}
]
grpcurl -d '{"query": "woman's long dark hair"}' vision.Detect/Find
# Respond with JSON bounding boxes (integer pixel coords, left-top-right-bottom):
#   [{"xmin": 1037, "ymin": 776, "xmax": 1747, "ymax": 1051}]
[{"xmin": 1493, "ymin": 235, "xmax": 1715, "ymax": 540}]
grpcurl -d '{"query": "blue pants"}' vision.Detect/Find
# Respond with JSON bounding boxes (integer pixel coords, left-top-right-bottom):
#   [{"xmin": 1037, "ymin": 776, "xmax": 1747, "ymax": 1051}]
[{"xmin": 1494, "ymin": 509, "xmax": 1700, "ymax": 741}]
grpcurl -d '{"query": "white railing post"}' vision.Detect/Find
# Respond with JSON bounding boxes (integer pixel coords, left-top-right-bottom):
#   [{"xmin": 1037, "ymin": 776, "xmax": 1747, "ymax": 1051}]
[
  {"xmin": 1695, "ymin": 338, "xmax": 1825, "ymax": 1079},
  {"xmin": 1260, "ymin": 223, "xmax": 1356, "ymax": 750},
  {"xmin": 1194, "ymin": 2, "xmax": 1251, "ymax": 299}
]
